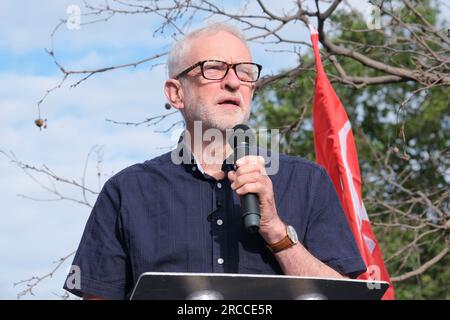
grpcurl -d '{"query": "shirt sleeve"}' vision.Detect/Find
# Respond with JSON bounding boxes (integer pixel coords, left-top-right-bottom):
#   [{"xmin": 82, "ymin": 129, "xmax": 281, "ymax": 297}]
[
  {"xmin": 63, "ymin": 178, "xmax": 131, "ymax": 299},
  {"xmin": 304, "ymin": 167, "xmax": 367, "ymax": 278}
]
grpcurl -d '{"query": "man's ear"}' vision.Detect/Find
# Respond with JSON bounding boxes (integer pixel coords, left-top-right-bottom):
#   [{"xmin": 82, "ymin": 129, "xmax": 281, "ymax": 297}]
[{"xmin": 164, "ymin": 79, "xmax": 185, "ymax": 111}]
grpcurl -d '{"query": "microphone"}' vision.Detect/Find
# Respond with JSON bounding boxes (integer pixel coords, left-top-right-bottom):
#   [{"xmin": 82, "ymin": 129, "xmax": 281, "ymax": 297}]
[{"xmin": 229, "ymin": 124, "xmax": 260, "ymax": 233}]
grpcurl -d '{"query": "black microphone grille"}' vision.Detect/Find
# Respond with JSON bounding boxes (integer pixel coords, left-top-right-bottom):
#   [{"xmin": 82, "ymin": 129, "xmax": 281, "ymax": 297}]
[
  {"xmin": 232, "ymin": 124, "xmax": 250, "ymax": 132},
  {"xmin": 229, "ymin": 124, "xmax": 255, "ymax": 147}
]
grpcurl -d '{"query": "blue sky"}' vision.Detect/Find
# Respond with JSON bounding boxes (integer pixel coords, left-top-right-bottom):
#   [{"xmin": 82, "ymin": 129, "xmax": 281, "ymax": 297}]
[{"xmin": 0, "ymin": 0, "xmax": 386, "ymax": 299}]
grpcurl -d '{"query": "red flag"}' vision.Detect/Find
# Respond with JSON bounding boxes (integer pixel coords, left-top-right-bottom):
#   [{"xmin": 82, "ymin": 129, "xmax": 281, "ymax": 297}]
[{"xmin": 310, "ymin": 25, "xmax": 394, "ymax": 299}]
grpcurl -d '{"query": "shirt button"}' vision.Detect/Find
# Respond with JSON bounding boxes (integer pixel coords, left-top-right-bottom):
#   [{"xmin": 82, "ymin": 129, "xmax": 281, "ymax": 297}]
[
  {"xmin": 217, "ymin": 258, "xmax": 224, "ymax": 265},
  {"xmin": 217, "ymin": 219, "xmax": 223, "ymax": 226},
  {"xmin": 217, "ymin": 182, "xmax": 222, "ymax": 189}
]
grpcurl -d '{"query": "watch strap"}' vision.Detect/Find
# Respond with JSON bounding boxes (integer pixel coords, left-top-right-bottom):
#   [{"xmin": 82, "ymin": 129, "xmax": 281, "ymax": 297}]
[{"xmin": 266, "ymin": 226, "xmax": 296, "ymax": 253}]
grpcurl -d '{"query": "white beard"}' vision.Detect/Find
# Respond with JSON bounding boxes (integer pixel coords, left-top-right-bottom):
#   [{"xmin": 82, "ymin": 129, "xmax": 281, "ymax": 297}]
[{"xmin": 183, "ymin": 100, "xmax": 250, "ymax": 131}]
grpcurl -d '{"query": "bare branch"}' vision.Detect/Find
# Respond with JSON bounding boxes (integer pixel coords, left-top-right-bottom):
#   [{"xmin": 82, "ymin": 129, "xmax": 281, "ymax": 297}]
[
  {"xmin": 316, "ymin": 3, "xmax": 450, "ymax": 86},
  {"xmin": 255, "ymin": 58, "xmax": 320, "ymax": 91},
  {"xmin": 329, "ymin": 55, "xmax": 405, "ymax": 87},
  {"xmin": 391, "ymin": 241, "xmax": 449, "ymax": 282},
  {"xmin": 105, "ymin": 110, "xmax": 179, "ymax": 127},
  {"xmin": 402, "ymin": 0, "xmax": 450, "ymax": 45},
  {"xmin": 154, "ymin": 120, "xmax": 185, "ymax": 133},
  {"xmin": 319, "ymin": 0, "xmax": 342, "ymax": 20},
  {"xmin": 1, "ymin": 150, "xmax": 99, "ymax": 208},
  {"xmin": 14, "ymin": 251, "xmax": 76, "ymax": 299}
]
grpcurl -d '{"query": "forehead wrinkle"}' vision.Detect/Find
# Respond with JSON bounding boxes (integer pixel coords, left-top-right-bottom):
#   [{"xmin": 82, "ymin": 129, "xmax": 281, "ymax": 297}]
[{"xmin": 186, "ymin": 32, "xmax": 252, "ymax": 66}]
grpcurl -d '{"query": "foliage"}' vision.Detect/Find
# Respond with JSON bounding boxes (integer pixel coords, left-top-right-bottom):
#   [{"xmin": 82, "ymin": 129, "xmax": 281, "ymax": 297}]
[{"xmin": 253, "ymin": 3, "xmax": 449, "ymax": 299}]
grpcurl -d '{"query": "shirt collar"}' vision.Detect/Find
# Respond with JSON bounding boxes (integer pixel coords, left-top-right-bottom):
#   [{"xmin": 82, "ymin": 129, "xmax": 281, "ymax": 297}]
[{"xmin": 172, "ymin": 132, "xmax": 235, "ymax": 178}]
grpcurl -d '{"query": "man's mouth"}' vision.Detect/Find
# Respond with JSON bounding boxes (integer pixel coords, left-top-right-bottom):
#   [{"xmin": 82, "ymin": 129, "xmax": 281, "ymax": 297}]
[{"xmin": 217, "ymin": 97, "xmax": 241, "ymax": 107}]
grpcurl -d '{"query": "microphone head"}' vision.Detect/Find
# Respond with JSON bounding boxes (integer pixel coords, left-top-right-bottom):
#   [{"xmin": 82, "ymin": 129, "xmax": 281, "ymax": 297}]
[
  {"xmin": 228, "ymin": 124, "xmax": 256, "ymax": 161},
  {"xmin": 232, "ymin": 124, "xmax": 250, "ymax": 132},
  {"xmin": 228, "ymin": 124, "xmax": 254, "ymax": 147}
]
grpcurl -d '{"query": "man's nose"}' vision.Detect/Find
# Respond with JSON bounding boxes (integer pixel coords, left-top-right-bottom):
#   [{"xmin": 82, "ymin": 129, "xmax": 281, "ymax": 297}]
[{"xmin": 221, "ymin": 67, "xmax": 241, "ymax": 91}]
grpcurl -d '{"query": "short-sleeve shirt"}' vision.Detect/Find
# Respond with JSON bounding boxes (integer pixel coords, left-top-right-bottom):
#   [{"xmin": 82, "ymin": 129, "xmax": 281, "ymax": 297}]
[{"xmin": 63, "ymin": 147, "xmax": 366, "ymax": 299}]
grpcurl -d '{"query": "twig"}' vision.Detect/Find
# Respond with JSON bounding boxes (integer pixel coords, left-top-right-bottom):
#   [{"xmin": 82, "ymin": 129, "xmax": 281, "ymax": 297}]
[
  {"xmin": 14, "ymin": 251, "xmax": 76, "ymax": 299},
  {"xmin": 391, "ymin": 241, "xmax": 449, "ymax": 282},
  {"xmin": 105, "ymin": 110, "xmax": 179, "ymax": 127}
]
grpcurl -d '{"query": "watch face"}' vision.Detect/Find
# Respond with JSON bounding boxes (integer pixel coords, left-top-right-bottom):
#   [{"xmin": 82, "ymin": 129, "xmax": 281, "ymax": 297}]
[{"xmin": 287, "ymin": 225, "xmax": 298, "ymax": 244}]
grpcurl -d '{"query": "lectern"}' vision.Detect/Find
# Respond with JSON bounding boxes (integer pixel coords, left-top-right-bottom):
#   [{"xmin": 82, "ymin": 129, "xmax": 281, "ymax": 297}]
[{"xmin": 130, "ymin": 272, "xmax": 388, "ymax": 300}]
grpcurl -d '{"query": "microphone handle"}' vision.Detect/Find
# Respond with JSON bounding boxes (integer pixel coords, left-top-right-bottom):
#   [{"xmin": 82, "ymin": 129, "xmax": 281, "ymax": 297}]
[
  {"xmin": 234, "ymin": 139, "xmax": 260, "ymax": 233},
  {"xmin": 241, "ymin": 190, "xmax": 261, "ymax": 234}
]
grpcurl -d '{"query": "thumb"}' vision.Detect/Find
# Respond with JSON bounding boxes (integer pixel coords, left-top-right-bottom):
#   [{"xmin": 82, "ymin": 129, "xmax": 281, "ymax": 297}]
[{"xmin": 227, "ymin": 170, "xmax": 236, "ymax": 182}]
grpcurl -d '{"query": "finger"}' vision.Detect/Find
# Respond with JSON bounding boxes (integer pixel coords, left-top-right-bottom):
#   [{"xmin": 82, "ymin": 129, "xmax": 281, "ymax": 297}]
[
  {"xmin": 235, "ymin": 163, "xmax": 264, "ymax": 176},
  {"xmin": 236, "ymin": 155, "xmax": 265, "ymax": 167},
  {"xmin": 231, "ymin": 171, "xmax": 262, "ymax": 190},
  {"xmin": 234, "ymin": 181, "xmax": 264, "ymax": 195},
  {"xmin": 227, "ymin": 170, "xmax": 236, "ymax": 183}
]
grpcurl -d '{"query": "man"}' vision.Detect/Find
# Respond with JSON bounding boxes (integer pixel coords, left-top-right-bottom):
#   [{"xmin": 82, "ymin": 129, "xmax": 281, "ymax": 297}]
[{"xmin": 64, "ymin": 23, "xmax": 366, "ymax": 300}]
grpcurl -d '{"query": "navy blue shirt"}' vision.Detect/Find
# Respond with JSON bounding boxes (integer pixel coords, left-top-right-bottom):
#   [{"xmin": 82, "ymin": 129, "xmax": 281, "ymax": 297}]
[{"xmin": 64, "ymin": 148, "xmax": 366, "ymax": 299}]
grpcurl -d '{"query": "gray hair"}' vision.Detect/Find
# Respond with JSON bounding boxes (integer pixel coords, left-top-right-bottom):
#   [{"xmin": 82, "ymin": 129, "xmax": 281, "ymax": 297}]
[{"xmin": 167, "ymin": 23, "xmax": 250, "ymax": 78}]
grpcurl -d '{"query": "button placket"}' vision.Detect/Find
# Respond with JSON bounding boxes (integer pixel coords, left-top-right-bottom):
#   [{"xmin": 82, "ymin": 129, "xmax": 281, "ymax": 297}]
[{"xmin": 211, "ymin": 180, "xmax": 227, "ymax": 272}]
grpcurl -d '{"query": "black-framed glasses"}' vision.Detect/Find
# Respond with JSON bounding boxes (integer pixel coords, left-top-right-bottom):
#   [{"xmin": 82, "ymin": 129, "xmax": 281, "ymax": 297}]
[{"xmin": 174, "ymin": 60, "xmax": 262, "ymax": 83}]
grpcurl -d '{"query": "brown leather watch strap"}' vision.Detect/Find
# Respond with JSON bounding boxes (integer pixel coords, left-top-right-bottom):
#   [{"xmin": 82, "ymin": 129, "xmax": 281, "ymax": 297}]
[{"xmin": 266, "ymin": 233, "xmax": 295, "ymax": 253}]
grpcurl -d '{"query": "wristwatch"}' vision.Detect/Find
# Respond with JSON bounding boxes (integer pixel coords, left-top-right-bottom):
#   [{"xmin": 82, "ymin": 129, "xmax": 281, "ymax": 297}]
[{"xmin": 266, "ymin": 224, "xmax": 298, "ymax": 253}]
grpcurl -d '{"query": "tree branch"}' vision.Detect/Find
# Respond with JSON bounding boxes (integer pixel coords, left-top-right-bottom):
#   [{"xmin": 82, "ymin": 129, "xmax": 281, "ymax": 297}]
[
  {"xmin": 14, "ymin": 251, "xmax": 76, "ymax": 299},
  {"xmin": 391, "ymin": 241, "xmax": 449, "ymax": 282}
]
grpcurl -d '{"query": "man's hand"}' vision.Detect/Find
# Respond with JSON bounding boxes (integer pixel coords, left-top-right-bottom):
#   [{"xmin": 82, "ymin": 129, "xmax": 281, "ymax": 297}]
[
  {"xmin": 228, "ymin": 155, "xmax": 347, "ymax": 279},
  {"xmin": 227, "ymin": 155, "xmax": 286, "ymax": 244}
]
